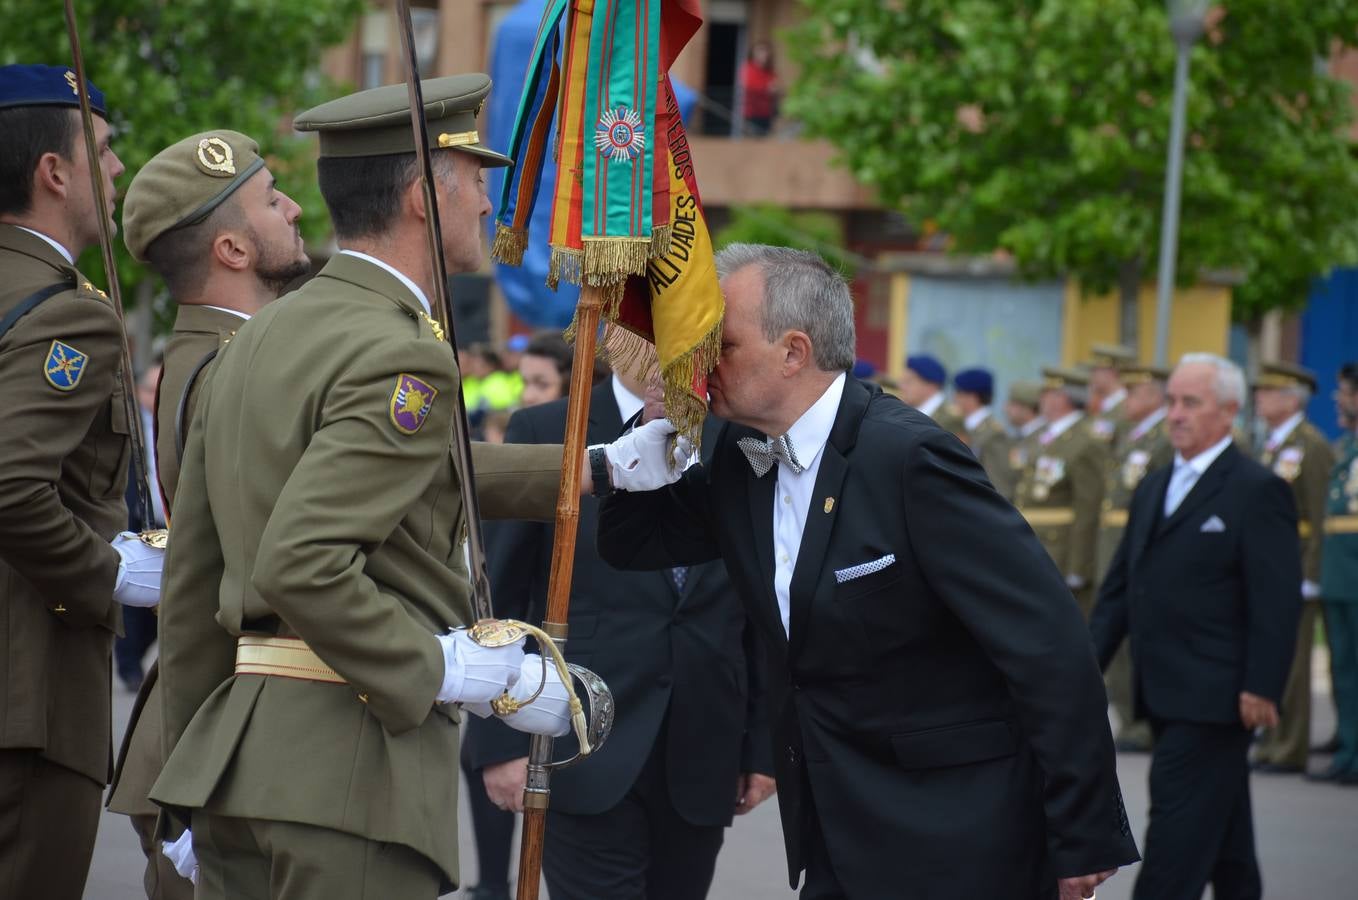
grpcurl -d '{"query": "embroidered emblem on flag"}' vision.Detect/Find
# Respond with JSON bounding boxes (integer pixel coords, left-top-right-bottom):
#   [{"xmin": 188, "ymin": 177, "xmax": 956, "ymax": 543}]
[
  {"xmin": 44, "ymin": 340, "xmax": 89, "ymax": 391},
  {"xmin": 389, "ymin": 373, "xmax": 438, "ymax": 435},
  {"xmin": 594, "ymin": 107, "xmax": 645, "ymax": 163}
]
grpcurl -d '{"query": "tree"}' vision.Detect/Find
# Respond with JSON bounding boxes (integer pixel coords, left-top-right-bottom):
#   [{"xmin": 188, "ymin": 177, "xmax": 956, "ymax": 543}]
[
  {"xmin": 713, "ymin": 203, "xmax": 854, "ymax": 273},
  {"xmin": 0, "ymin": 0, "xmax": 365, "ymax": 324},
  {"xmin": 785, "ymin": 0, "xmax": 1358, "ymax": 323}
]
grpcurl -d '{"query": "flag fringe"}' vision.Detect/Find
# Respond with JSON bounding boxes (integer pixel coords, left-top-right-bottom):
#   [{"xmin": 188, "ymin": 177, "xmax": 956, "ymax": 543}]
[
  {"xmin": 547, "ymin": 246, "xmax": 584, "ymax": 290},
  {"xmin": 649, "ymin": 223, "xmax": 673, "ymax": 259},
  {"xmin": 582, "ymin": 236, "xmax": 652, "ymax": 282},
  {"xmin": 659, "ymin": 320, "xmax": 723, "ymax": 449},
  {"xmin": 490, "ymin": 224, "xmax": 528, "ymax": 267}
]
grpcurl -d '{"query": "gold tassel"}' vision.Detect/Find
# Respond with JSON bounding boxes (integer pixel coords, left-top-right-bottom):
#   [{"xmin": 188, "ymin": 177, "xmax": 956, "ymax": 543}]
[
  {"xmin": 548, "ymin": 246, "xmax": 584, "ymax": 289},
  {"xmin": 648, "ymin": 224, "xmax": 673, "ymax": 260},
  {"xmin": 660, "ymin": 322, "xmax": 724, "ymax": 453},
  {"xmin": 582, "ymin": 236, "xmax": 652, "ymax": 281},
  {"xmin": 490, "ymin": 224, "xmax": 527, "ymax": 267}
]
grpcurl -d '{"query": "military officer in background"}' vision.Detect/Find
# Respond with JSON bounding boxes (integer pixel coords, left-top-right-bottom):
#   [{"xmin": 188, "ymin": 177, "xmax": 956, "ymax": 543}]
[
  {"xmin": 898, "ymin": 352, "xmax": 964, "ymax": 434},
  {"xmin": 150, "ymin": 75, "xmax": 686, "ymax": 900},
  {"xmin": 1088, "ymin": 343, "xmax": 1136, "ymax": 445},
  {"xmin": 108, "ymin": 128, "xmax": 310, "ymax": 900},
  {"xmin": 1096, "ymin": 364, "xmax": 1172, "ymax": 752},
  {"xmin": 0, "ymin": 64, "xmax": 167, "ymax": 900},
  {"xmin": 952, "ymin": 366, "xmax": 1015, "ymax": 498},
  {"xmin": 1251, "ymin": 361, "xmax": 1335, "ymax": 774},
  {"xmin": 1015, "ymin": 367, "xmax": 1107, "ymax": 615},
  {"xmin": 1004, "ymin": 379, "xmax": 1045, "ymax": 483},
  {"xmin": 1315, "ymin": 361, "xmax": 1358, "ymax": 784}
]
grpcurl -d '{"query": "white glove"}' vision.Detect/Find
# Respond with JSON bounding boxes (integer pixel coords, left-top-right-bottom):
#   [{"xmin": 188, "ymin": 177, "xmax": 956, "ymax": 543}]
[
  {"xmin": 464, "ymin": 654, "xmax": 572, "ymax": 737},
  {"xmin": 435, "ymin": 629, "xmax": 525, "ymax": 704},
  {"xmin": 1065, "ymin": 573, "xmax": 1087, "ymax": 590},
  {"xmin": 161, "ymin": 829, "xmax": 199, "ymax": 885},
  {"xmin": 600, "ymin": 418, "xmax": 693, "ymax": 492},
  {"xmin": 112, "ymin": 532, "xmax": 164, "ymax": 608}
]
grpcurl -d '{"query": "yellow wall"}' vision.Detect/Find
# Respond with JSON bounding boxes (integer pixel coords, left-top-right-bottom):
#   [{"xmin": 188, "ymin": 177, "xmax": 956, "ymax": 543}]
[{"xmin": 1062, "ymin": 281, "xmax": 1231, "ymax": 365}]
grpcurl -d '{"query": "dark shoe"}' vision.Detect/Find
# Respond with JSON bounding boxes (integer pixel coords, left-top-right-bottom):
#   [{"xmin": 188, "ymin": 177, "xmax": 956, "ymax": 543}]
[
  {"xmin": 1311, "ymin": 734, "xmax": 1340, "ymax": 754},
  {"xmin": 1251, "ymin": 761, "xmax": 1303, "ymax": 775},
  {"xmin": 465, "ymin": 885, "xmax": 512, "ymax": 900}
]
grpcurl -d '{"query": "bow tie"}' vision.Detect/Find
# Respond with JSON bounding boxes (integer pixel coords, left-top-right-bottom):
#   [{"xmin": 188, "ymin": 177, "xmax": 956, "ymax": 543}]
[{"xmin": 737, "ymin": 434, "xmax": 804, "ymax": 478}]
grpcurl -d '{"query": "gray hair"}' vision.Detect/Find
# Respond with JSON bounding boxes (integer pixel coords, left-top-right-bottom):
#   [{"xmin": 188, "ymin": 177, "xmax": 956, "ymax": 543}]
[
  {"xmin": 714, "ymin": 243, "xmax": 856, "ymax": 372},
  {"xmin": 1177, "ymin": 352, "xmax": 1246, "ymax": 408}
]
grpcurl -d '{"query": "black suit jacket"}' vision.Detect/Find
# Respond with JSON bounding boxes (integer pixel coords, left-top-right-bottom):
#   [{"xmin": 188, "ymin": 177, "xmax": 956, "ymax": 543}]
[
  {"xmin": 464, "ymin": 380, "xmax": 771, "ymax": 825},
  {"xmin": 598, "ymin": 377, "xmax": 1139, "ymax": 897},
  {"xmin": 1090, "ymin": 442, "xmax": 1301, "ymax": 724}
]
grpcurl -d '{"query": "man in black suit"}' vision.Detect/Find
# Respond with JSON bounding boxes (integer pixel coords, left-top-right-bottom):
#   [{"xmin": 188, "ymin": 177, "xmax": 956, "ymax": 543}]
[
  {"xmin": 1091, "ymin": 353, "xmax": 1301, "ymax": 900},
  {"xmin": 465, "ymin": 364, "xmax": 774, "ymax": 900},
  {"xmin": 596, "ymin": 244, "xmax": 1139, "ymax": 900}
]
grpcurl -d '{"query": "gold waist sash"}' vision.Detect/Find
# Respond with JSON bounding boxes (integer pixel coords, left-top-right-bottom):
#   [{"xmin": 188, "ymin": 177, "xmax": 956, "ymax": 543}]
[
  {"xmin": 1101, "ymin": 509, "xmax": 1129, "ymax": 528},
  {"xmin": 1022, "ymin": 508, "xmax": 1075, "ymax": 527},
  {"xmin": 1325, "ymin": 515, "xmax": 1358, "ymax": 535},
  {"xmin": 235, "ymin": 635, "xmax": 345, "ymax": 685}
]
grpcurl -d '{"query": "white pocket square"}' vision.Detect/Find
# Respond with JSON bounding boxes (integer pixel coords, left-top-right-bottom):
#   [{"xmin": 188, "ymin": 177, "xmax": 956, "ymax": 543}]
[
  {"xmin": 1200, "ymin": 515, "xmax": 1226, "ymax": 533},
  {"xmin": 834, "ymin": 553, "xmax": 896, "ymax": 584}
]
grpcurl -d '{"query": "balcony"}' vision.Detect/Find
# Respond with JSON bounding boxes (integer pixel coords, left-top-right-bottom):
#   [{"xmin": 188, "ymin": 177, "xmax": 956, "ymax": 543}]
[{"xmin": 688, "ymin": 136, "xmax": 878, "ymax": 211}]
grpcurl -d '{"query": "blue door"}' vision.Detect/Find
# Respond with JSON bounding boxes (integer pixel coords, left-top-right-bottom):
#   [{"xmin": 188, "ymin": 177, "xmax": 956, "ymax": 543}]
[{"xmin": 1301, "ymin": 268, "xmax": 1358, "ymax": 439}]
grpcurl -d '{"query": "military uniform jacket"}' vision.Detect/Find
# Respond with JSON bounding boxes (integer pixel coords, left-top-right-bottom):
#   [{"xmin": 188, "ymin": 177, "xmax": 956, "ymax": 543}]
[
  {"xmin": 966, "ymin": 411, "xmax": 1016, "ymax": 499},
  {"xmin": 150, "ymin": 254, "xmax": 561, "ymax": 887},
  {"xmin": 1089, "ymin": 394, "xmax": 1127, "ymax": 447},
  {"xmin": 0, "ymin": 224, "xmax": 129, "ymax": 785},
  {"xmin": 1015, "ymin": 416, "xmax": 1107, "ymax": 584},
  {"xmin": 1259, "ymin": 419, "xmax": 1335, "ymax": 584},
  {"xmin": 1321, "ymin": 434, "xmax": 1358, "ymax": 603},
  {"xmin": 108, "ymin": 305, "xmax": 244, "ymax": 817},
  {"xmin": 1097, "ymin": 414, "xmax": 1172, "ymax": 580}
]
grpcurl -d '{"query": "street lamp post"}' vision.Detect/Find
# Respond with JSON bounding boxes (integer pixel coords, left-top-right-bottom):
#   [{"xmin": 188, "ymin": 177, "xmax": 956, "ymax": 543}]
[{"xmin": 1152, "ymin": 1, "xmax": 1209, "ymax": 366}]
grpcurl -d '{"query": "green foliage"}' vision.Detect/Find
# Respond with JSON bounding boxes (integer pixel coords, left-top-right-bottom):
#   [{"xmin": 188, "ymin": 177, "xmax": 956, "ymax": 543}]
[
  {"xmin": 0, "ymin": 0, "xmax": 366, "ymax": 312},
  {"xmin": 786, "ymin": 0, "xmax": 1358, "ymax": 318},
  {"xmin": 713, "ymin": 203, "xmax": 853, "ymax": 273}
]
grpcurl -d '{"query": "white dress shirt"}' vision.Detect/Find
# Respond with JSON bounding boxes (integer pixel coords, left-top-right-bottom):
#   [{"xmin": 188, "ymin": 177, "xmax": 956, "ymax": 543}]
[
  {"xmin": 1165, "ymin": 433, "xmax": 1233, "ymax": 517},
  {"xmin": 1101, "ymin": 387, "xmax": 1127, "ymax": 414},
  {"xmin": 917, "ymin": 391, "xmax": 944, "ymax": 419},
  {"xmin": 1018, "ymin": 416, "xmax": 1046, "ymax": 439},
  {"xmin": 1265, "ymin": 412, "xmax": 1305, "ymax": 452},
  {"xmin": 611, "ymin": 374, "xmax": 644, "ymax": 424},
  {"xmin": 771, "ymin": 373, "xmax": 846, "ymax": 637},
  {"xmin": 1126, "ymin": 406, "xmax": 1168, "ymax": 444},
  {"xmin": 339, "ymin": 249, "xmax": 431, "ymax": 315},
  {"xmin": 201, "ymin": 305, "xmax": 250, "ymax": 321},
  {"xmin": 964, "ymin": 406, "xmax": 991, "ymax": 432},
  {"xmin": 1040, "ymin": 410, "xmax": 1084, "ymax": 444},
  {"xmin": 16, "ymin": 225, "xmax": 74, "ymax": 264}
]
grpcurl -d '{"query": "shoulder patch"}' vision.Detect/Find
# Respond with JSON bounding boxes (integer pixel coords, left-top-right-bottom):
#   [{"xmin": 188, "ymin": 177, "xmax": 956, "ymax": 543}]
[
  {"xmin": 44, "ymin": 340, "xmax": 89, "ymax": 391},
  {"xmin": 389, "ymin": 373, "xmax": 438, "ymax": 435}
]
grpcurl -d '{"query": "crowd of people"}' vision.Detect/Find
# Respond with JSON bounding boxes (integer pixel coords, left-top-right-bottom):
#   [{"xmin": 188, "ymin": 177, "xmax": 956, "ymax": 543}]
[{"xmin": 5, "ymin": 57, "xmax": 1356, "ymax": 900}]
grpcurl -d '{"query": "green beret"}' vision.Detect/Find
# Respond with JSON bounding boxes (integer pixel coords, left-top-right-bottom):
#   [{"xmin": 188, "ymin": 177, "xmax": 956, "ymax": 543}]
[
  {"xmin": 123, "ymin": 130, "xmax": 266, "ymax": 262},
  {"xmin": 294, "ymin": 73, "xmax": 511, "ymax": 167}
]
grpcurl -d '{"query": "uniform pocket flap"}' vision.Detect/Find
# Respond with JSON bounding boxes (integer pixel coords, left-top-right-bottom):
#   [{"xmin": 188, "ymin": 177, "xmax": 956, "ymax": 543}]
[{"xmin": 889, "ymin": 719, "xmax": 1018, "ymax": 770}]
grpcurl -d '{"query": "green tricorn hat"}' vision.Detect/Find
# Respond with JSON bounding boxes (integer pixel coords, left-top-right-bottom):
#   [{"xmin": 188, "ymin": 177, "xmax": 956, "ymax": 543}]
[
  {"xmin": 123, "ymin": 129, "xmax": 266, "ymax": 262},
  {"xmin": 294, "ymin": 73, "xmax": 511, "ymax": 167}
]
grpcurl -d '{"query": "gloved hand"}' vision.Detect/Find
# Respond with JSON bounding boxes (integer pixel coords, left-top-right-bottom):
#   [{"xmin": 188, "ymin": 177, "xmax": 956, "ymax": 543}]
[
  {"xmin": 464, "ymin": 654, "xmax": 572, "ymax": 737},
  {"xmin": 161, "ymin": 829, "xmax": 198, "ymax": 885},
  {"xmin": 112, "ymin": 532, "xmax": 164, "ymax": 608},
  {"xmin": 435, "ymin": 628, "xmax": 525, "ymax": 704},
  {"xmin": 600, "ymin": 418, "xmax": 693, "ymax": 492}
]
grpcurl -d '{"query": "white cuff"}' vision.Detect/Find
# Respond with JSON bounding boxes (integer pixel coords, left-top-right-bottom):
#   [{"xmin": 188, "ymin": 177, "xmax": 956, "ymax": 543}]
[
  {"xmin": 1302, "ymin": 579, "xmax": 1322, "ymax": 600},
  {"xmin": 435, "ymin": 629, "xmax": 525, "ymax": 705}
]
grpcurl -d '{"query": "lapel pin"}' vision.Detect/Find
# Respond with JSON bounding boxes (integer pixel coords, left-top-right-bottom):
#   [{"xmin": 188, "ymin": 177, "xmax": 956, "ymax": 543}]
[{"xmin": 824, "ymin": 497, "xmax": 835, "ymax": 514}]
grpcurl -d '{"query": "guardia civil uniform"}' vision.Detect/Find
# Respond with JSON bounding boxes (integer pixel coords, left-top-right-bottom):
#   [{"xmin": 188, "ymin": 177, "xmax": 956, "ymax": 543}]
[
  {"xmin": 150, "ymin": 76, "xmax": 564, "ymax": 899},
  {"xmin": 1015, "ymin": 367, "xmax": 1108, "ymax": 616},
  {"xmin": 1252, "ymin": 362, "xmax": 1335, "ymax": 772},
  {"xmin": 1087, "ymin": 343, "xmax": 1136, "ymax": 447},
  {"xmin": 108, "ymin": 130, "xmax": 268, "ymax": 900},
  {"xmin": 1319, "ymin": 429, "xmax": 1358, "ymax": 782},
  {"xmin": 0, "ymin": 65, "xmax": 134, "ymax": 900},
  {"xmin": 1095, "ymin": 365, "xmax": 1172, "ymax": 751}
]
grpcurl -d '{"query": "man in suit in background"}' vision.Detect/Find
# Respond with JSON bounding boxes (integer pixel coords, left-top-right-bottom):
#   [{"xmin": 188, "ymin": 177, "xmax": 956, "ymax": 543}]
[
  {"xmin": 598, "ymin": 244, "xmax": 1139, "ymax": 900},
  {"xmin": 952, "ymin": 366, "xmax": 1015, "ymax": 499},
  {"xmin": 1091, "ymin": 353, "xmax": 1301, "ymax": 900},
  {"xmin": 1250, "ymin": 361, "xmax": 1335, "ymax": 774},
  {"xmin": 469, "ymin": 363, "xmax": 773, "ymax": 900}
]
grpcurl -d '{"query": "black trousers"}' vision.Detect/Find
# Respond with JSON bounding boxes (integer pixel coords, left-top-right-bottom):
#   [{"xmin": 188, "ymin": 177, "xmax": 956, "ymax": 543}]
[
  {"xmin": 798, "ymin": 808, "xmax": 846, "ymax": 900},
  {"xmin": 460, "ymin": 742, "xmax": 515, "ymax": 889},
  {"xmin": 542, "ymin": 722, "xmax": 725, "ymax": 900},
  {"xmin": 1135, "ymin": 720, "xmax": 1260, "ymax": 900}
]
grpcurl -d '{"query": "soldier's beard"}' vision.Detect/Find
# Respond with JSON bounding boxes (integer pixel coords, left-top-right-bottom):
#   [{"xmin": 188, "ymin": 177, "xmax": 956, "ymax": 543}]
[{"xmin": 248, "ymin": 225, "xmax": 310, "ymax": 296}]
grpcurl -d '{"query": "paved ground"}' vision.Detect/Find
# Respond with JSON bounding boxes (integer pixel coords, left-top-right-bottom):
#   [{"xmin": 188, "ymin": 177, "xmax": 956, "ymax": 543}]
[{"xmin": 87, "ymin": 658, "xmax": 1357, "ymax": 899}]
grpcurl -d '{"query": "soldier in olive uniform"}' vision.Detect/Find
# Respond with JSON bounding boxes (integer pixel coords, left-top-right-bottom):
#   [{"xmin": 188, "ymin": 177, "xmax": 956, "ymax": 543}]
[
  {"xmin": 108, "ymin": 129, "xmax": 310, "ymax": 900},
  {"xmin": 952, "ymin": 366, "xmax": 1016, "ymax": 499},
  {"xmin": 1004, "ymin": 379, "xmax": 1045, "ymax": 486},
  {"xmin": 0, "ymin": 64, "xmax": 166, "ymax": 900},
  {"xmin": 1096, "ymin": 364, "xmax": 1172, "ymax": 752},
  {"xmin": 1251, "ymin": 361, "xmax": 1335, "ymax": 773},
  {"xmin": 150, "ymin": 75, "xmax": 686, "ymax": 899},
  {"xmin": 899, "ymin": 353, "xmax": 965, "ymax": 435},
  {"xmin": 1313, "ymin": 362, "xmax": 1358, "ymax": 784},
  {"xmin": 1087, "ymin": 342, "xmax": 1136, "ymax": 446},
  {"xmin": 1015, "ymin": 367, "xmax": 1108, "ymax": 616}
]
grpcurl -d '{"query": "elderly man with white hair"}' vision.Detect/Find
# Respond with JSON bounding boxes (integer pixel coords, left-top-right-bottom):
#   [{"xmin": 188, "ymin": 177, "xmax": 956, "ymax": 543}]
[
  {"xmin": 1091, "ymin": 353, "xmax": 1302, "ymax": 900},
  {"xmin": 1249, "ymin": 361, "xmax": 1335, "ymax": 775}
]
